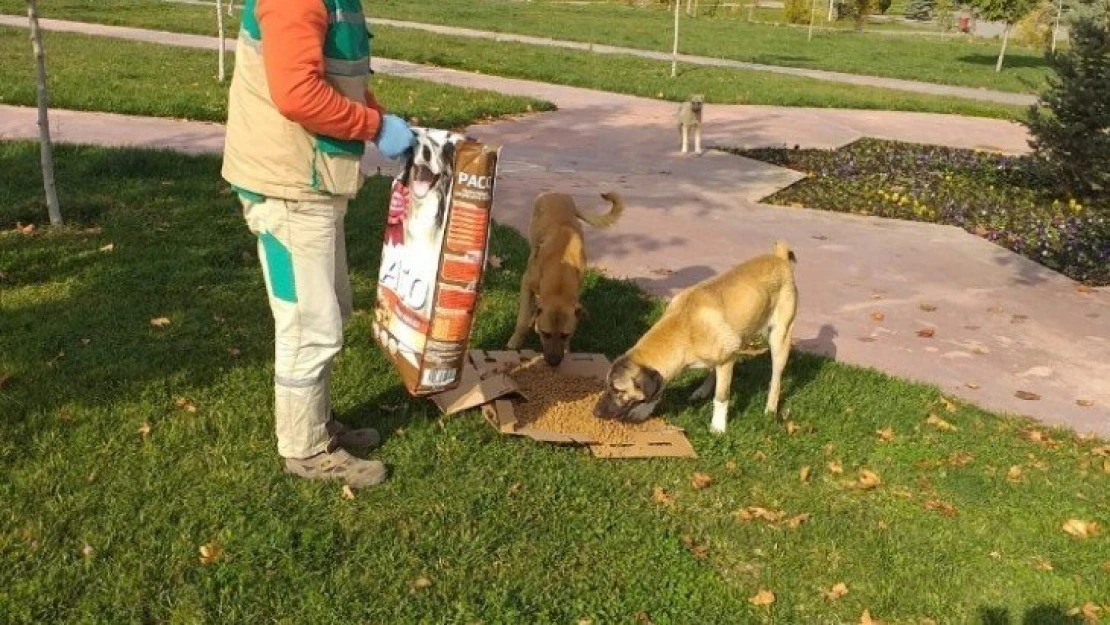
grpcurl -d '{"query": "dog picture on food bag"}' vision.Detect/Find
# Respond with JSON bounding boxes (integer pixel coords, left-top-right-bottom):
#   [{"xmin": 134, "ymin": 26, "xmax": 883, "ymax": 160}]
[{"xmin": 376, "ymin": 128, "xmax": 459, "ymax": 367}]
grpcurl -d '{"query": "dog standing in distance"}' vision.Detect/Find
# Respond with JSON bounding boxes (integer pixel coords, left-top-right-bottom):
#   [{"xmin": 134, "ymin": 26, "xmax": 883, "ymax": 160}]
[
  {"xmin": 593, "ymin": 241, "xmax": 798, "ymax": 433},
  {"xmin": 507, "ymin": 191, "xmax": 625, "ymax": 366},
  {"xmin": 677, "ymin": 94, "xmax": 704, "ymax": 155}
]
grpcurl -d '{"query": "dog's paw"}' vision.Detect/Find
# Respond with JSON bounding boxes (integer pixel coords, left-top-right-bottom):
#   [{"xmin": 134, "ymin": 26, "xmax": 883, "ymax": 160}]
[
  {"xmin": 709, "ymin": 423, "xmax": 727, "ymax": 435},
  {"xmin": 506, "ymin": 335, "xmax": 524, "ymax": 350}
]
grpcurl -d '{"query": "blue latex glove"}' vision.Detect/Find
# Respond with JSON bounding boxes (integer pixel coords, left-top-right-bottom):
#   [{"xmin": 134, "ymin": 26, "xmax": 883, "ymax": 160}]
[{"xmin": 374, "ymin": 114, "xmax": 415, "ymax": 160}]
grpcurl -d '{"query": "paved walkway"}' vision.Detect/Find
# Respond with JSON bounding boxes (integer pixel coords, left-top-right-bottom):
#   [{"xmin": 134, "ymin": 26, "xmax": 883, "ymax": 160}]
[{"xmin": 1, "ymin": 22, "xmax": 1106, "ymax": 437}]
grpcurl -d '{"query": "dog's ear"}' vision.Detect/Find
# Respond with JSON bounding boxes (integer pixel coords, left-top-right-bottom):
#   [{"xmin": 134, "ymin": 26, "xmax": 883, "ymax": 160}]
[
  {"xmin": 441, "ymin": 140, "xmax": 456, "ymax": 167},
  {"xmin": 637, "ymin": 366, "xmax": 665, "ymax": 402}
]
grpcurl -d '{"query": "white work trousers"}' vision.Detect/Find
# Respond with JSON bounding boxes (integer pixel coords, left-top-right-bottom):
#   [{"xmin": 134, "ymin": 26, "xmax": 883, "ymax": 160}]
[{"xmin": 241, "ymin": 195, "xmax": 353, "ymax": 459}]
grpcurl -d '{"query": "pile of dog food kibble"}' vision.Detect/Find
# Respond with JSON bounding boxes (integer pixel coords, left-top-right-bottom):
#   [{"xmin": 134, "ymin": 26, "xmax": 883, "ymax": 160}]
[{"xmin": 507, "ymin": 358, "xmax": 666, "ymax": 444}]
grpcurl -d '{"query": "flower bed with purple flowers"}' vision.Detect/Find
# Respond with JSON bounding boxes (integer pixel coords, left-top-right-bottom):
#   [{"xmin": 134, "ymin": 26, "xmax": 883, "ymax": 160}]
[{"xmin": 731, "ymin": 139, "xmax": 1109, "ymax": 286}]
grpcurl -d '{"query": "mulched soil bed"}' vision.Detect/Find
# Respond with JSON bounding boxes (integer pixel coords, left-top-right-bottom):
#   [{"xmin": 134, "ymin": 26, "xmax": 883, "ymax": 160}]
[{"xmin": 729, "ymin": 138, "xmax": 1108, "ymax": 286}]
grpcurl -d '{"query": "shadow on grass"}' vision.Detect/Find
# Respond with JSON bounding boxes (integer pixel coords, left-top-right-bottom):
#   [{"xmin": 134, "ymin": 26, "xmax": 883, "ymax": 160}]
[
  {"xmin": 980, "ymin": 604, "xmax": 1084, "ymax": 624},
  {"xmin": 958, "ymin": 53, "xmax": 1050, "ymax": 70}
]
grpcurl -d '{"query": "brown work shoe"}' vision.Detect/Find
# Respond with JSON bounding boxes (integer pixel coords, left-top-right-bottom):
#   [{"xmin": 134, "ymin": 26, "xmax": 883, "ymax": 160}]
[
  {"xmin": 326, "ymin": 414, "xmax": 382, "ymax": 451},
  {"xmin": 284, "ymin": 443, "xmax": 388, "ymax": 488}
]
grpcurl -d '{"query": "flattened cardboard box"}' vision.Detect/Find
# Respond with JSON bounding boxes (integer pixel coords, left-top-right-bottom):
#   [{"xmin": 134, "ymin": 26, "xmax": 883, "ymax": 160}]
[
  {"xmin": 431, "ymin": 350, "xmax": 697, "ymax": 459},
  {"xmin": 372, "ymin": 127, "xmax": 501, "ymax": 397}
]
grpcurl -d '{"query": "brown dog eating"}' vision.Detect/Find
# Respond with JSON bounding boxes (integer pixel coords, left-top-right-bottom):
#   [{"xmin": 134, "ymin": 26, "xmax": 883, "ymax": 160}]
[
  {"xmin": 593, "ymin": 241, "xmax": 798, "ymax": 433},
  {"xmin": 507, "ymin": 191, "xmax": 625, "ymax": 366}
]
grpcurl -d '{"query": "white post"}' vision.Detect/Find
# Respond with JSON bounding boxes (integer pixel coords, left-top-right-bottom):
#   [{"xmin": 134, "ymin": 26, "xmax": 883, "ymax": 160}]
[
  {"xmin": 996, "ymin": 22, "xmax": 1011, "ymax": 72},
  {"xmin": 828, "ymin": 0, "xmax": 835, "ymax": 21},
  {"xmin": 1051, "ymin": 0, "xmax": 1062, "ymax": 53},
  {"xmin": 216, "ymin": 0, "xmax": 226, "ymax": 82},
  {"xmin": 808, "ymin": 0, "xmax": 817, "ymax": 40},
  {"xmin": 671, "ymin": 0, "xmax": 680, "ymax": 77},
  {"xmin": 26, "ymin": 0, "xmax": 62, "ymax": 226}
]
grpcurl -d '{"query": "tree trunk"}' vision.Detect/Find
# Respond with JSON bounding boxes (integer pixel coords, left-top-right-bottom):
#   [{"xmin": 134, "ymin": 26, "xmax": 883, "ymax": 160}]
[
  {"xmin": 216, "ymin": 0, "xmax": 226, "ymax": 82},
  {"xmin": 671, "ymin": 0, "xmax": 680, "ymax": 77},
  {"xmin": 26, "ymin": 0, "xmax": 62, "ymax": 226},
  {"xmin": 996, "ymin": 23, "xmax": 1011, "ymax": 72},
  {"xmin": 828, "ymin": 0, "xmax": 835, "ymax": 21},
  {"xmin": 808, "ymin": 0, "xmax": 817, "ymax": 40},
  {"xmin": 227, "ymin": 0, "xmax": 234, "ymax": 16},
  {"xmin": 1051, "ymin": 0, "xmax": 1062, "ymax": 53}
]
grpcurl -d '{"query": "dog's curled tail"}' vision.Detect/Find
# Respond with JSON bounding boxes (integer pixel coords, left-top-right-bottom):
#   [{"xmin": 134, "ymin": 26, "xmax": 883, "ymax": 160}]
[
  {"xmin": 576, "ymin": 192, "xmax": 625, "ymax": 229},
  {"xmin": 773, "ymin": 240, "xmax": 797, "ymax": 264}
]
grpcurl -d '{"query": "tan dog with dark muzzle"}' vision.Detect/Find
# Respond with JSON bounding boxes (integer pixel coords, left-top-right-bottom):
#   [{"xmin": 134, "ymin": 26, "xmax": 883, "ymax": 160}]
[
  {"xmin": 593, "ymin": 241, "xmax": 798, "ymax": 433},
  {"xmin": 507, "ymin": 191, "xmax": 625, "ymax": 366}
]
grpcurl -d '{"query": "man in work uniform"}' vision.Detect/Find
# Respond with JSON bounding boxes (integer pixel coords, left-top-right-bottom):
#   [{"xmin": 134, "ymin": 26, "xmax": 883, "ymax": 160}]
[{"xmin": 222, "ymin": 0, "xmax": 414, "ymax": 488}]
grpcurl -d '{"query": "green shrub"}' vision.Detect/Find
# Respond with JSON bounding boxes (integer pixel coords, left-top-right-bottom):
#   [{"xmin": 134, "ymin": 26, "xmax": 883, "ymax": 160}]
[
  {"xmin": 785, "ymin": 0, "xmax": 810, "ymax": 23},
  {"xmin": 1025, "ymin": 11, "xmax": 1110, "ymax": 199}
]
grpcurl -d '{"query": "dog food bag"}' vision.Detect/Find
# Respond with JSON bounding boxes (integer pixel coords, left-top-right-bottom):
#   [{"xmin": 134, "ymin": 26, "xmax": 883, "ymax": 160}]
[{"xmin": 372, "ymin": 128, "xmax": 501, "ymax": 396}]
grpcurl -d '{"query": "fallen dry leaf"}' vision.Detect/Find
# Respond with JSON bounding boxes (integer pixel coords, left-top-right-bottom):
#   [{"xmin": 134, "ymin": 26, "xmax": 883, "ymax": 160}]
[
  {"xmin": 924, "ymin": 499, "xmax": 959, "ymax": 518},
  {"xmin": 15, "ymin": 222, "xmax": 36, "ymax": 235},
  {"xmin": 98, "ymin": 243, "xmax": 114, "ymax": 253},
  {"xmin": 725, "ymin": 460, "xmax": 738, "ymax": 472},
  {"xmin": 860, "ymin": 608, "xmax": 885, "ymax": 625},
  {"xmin": 1033, "ymin": 558, "xmax": 1054, "ymax": 572},
  {"xmin": 227, "ymin": 347, "xmax": 241, "ymax": 358},
  {"xmin": 341, "ymin": 485, "xmax": 355, "ymax": 500},
  {"xmin": 919, "ymin": 303, "xmax": 938, "ymax": 312},
  {"xmin": 1067, "ymin": 602, "xmax": 1102, "ymax": 623},
  {"xmin": 786, "ymin": 420, "xmax": 800, "ymax": 435},
  {"xmin": 869, "ymin": 311, "xmax": 885, "ymax": 322},
  {"xmin": 1062, "ymin": 519, "xmax": 1099, "ymax": 539},
  {"xmin": 634, "ymin": 612, "xmax": 654, "ymax": 625},
  {"xmin": 941, "ymin": 397, "xmax": 958, "ymax": 413},
  {"xmin": 748, "ymin": 589, "xmax": 775, "ymax": 607},
  {"xmin": 680, "ymin": 535, "xmax": 709, "ymax": 560},
  {"xmin": 916, "ymin": 327, "xmax": 936, "ymax": 338},
  {"xmin": 649, "ymin": 268, "xmax": 675, "ymax": 276},
  {"xmin": 828, "ymin": 460, "xmax": 844, "ymax": 474},
  {"xmin": 926, "ymin": 414, "xmax": 957, "ymax": 432},
  {"xmin": 736, "ymin": 507, "xmax": 785, "ymax": 523},
  {"xmin": 691, "ymin": 473, "xmax": 713, "ymax": 490},
  {"xmin": 1015, "ymin": 390, "xmax": 1041, "ymax": 401},
  {"xmin": 753, "ymin": 450, "xmax": 767, "ymax": 462},
  {"xmin": 1076, "ymin": 285, "xmax": 1094, "ymax": 294},
  {"xmin": 149, "ymin": 317, "xmax": 171, "ymax": 328},
  {"xmin": 487, "ymin": 254, "xmax": 503, "ymax": 269},
  {"xmin": 1076, "ymin": 399, "xmax": 1095, "ymax": 408},
  {"xmin": 966, "ymin": 382, "xmax": 981, "ymax": 389},
  {"xmin": 990, "ymin": 551, "xmax": 1003, "ymax": 559},
  {"xmin": 411, "ymin": 576, "xmax": 433, "ymax": 590},
  {"xmin": 198, "ymin": 542, "xmax": 221, "ymax": 565},
  {"xmin": 1007, "ymin": 466, "xmax": 1023, "ymax": 482},
  {"xmin": 870, "ymin": 293, "xmax": 883, "ymax": 300},
  {"xmin": 1101, "ymin": 561, "xmax": 1110, "ymax": 573},
  {"xmin": 800, "ymin": 465, "xmax": 812, "ymax": 484},
  {"xmin": 1103, "ymin": 458, "xmax": 1110, "ymax": 475},
  {"xmin": 949, "ymin": 451, "xmax": 974, "ymax": 467},
  {"xmin": 823, "ymin": 582, "xmax": 849, "ymax": 601},
  {"xmin": 81, "ymin": 542, "xmax": 94, "ymax": 559},
  {"xmin": 876, "ymin": 427, "xmax": 895, "ymax": 442},
  {"xmin": 651, "ymin": 486, "xmax": 675, "ymax": 508},
  {"xmin": 857, "ymin": 470, "xmax": 883, "ymax": 490},
  {"xmin": 786, "ymin": 513, "xmax": 810, "ymax": 529},
  {"xmin": 138, "ymin": 422, "xmax": 152, "ymax": 438},
  {"xmin": 174, "ymin": 397, "xmax": 197, "ymax": 413}
]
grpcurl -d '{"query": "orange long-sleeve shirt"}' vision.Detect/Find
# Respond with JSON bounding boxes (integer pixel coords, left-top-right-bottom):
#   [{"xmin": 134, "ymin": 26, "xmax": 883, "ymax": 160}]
[{"xmin": 256, "ymin": 0, "xmax": 384, "ymax": 141}]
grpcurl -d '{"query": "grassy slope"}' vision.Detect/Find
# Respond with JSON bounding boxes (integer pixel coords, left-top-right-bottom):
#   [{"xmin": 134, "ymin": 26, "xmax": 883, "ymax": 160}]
[
  {"xmin": 0, "ymin": 26, "xmax": 552, "ymax": 127},
  {"xmin": 0, "ymin": 9, "xmax": 1024, "ymax": 120},
  {"xmin": 0, "ymin": 0, "xmax": 1044, "ymax": 93},
  {"xmin": 1, "ymin": 143, "xmax": 1107, "ymax": 623},
  {"xmin": 360, "ymin": 0, "xmax": 1050, "ymax": 94}
]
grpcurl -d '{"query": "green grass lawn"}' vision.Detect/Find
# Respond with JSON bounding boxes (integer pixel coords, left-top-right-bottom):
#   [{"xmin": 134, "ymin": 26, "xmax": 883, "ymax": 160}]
[
  {"xmin": 0, "ymin": 0, "xmax": 1048, "ymax": 99},
  {"xmin": 0, "ymin": 26, "xmax": 552, "ymax": 127},
  {"xmin": 2, "ymin": 142, "xmax": 1108, "ymax": 623},
  {"xmin": 0, "ymin": 10, "xmax": 1025, "ymax": 120}
]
